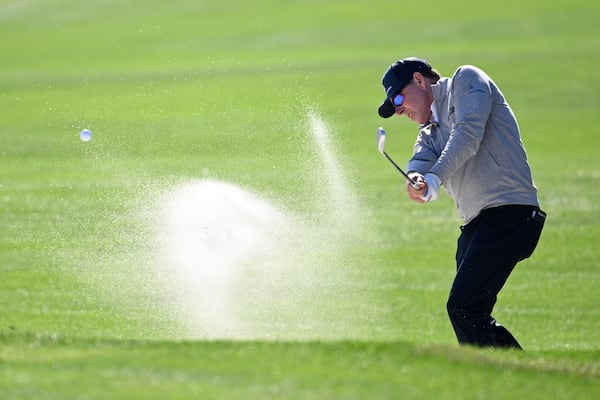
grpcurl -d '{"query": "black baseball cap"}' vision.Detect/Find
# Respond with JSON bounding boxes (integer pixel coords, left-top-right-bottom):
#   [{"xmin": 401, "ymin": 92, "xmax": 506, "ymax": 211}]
[{"xmin": 378, "ymin": 57, "xmax": 432, "ymax": 118}]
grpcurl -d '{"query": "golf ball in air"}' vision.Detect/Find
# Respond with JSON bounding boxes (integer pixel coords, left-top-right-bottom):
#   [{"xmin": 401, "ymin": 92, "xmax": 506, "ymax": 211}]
[{"xmin": 80, "ymin": 129, "xmax": 92, "ymax": 142}]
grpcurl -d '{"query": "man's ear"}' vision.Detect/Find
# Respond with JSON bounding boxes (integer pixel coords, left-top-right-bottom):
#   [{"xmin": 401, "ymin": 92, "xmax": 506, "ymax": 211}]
[{"xmin": 413, "ymin": 72, "xmax": 425, "ymax": 88}]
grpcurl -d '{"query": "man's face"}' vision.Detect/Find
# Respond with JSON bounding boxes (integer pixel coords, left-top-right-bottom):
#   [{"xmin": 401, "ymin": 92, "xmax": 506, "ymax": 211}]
[{"xmin": 393, "ymin": 75, "xmax": 433, "ymax": 124}]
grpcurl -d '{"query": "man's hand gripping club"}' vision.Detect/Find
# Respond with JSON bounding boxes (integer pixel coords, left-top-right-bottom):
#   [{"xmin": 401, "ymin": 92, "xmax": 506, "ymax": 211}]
[{"xmin": 406, "ymin": 172, "xmax": 441, "ymax": 203}]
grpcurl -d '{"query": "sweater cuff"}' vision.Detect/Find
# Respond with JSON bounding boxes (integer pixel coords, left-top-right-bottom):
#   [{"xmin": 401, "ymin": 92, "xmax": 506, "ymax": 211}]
[{"xmin": 420, "ymin": 173, "xmax": 441, "ymax": 202}]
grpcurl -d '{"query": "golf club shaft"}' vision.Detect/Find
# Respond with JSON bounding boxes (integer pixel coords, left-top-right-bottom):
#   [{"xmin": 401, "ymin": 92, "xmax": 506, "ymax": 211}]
[{"xmin": 383, "ymin": 151, "xmax": 420, "ymax": 189}]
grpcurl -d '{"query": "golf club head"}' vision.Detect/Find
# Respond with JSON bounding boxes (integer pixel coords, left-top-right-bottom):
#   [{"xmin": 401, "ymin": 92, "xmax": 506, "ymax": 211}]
[
  {"xmin": 375, "ymin": 126, "xmax": 421, "ymax": 189},
  {"xmin": 376, "ymin": 127, "xmax": 386, "ymax": 155}
]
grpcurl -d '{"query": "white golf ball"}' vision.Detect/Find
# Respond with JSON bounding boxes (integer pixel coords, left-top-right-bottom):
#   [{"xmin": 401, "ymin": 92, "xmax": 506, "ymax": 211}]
[{"xmin": 80, "ymin": 129, "xmax": 92, "ymax": 142}]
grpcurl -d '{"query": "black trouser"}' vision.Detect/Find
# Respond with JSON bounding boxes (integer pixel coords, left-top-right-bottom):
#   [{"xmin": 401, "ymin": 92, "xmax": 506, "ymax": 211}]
[{"xmin": 447, "ymin": 205, "xmax": 545, "ymax": 349}]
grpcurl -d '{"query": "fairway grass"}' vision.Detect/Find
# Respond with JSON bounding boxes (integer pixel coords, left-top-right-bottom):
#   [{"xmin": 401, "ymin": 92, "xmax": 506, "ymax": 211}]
[
  {"xmin": 1, "ymin": 333, "xmax": 598, "ymax": 400},
  {"xmin": 2, "ymin": 0, "xmax": 600, "ymax": 398}
]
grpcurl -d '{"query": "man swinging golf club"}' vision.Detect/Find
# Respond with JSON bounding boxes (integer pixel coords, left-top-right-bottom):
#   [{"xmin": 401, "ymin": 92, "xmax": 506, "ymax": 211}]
[{"xmin": 377, "ymin": 57, "xmax": 546, "ymax": 349}]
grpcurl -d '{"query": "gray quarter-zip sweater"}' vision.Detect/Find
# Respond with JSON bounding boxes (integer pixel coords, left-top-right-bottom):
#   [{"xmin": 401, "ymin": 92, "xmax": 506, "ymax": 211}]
[{"xmin": 407, "ymin": 65, "xmax": 539, "ymax": 224}]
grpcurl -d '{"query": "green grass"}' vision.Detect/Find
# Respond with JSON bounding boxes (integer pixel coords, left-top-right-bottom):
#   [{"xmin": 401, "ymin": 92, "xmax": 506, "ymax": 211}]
[
  {"xmin": 2, "ymin": 0, "xmax": 600, "ymax": 398},
  {"xmin": 1, "ymin": 333, "xmax": 598, "ymax": 399}
]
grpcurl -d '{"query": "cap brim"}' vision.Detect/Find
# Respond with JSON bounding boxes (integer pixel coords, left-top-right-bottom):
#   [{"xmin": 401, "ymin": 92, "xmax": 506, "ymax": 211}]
[{"xmin": 378, "ymin": 101, "xmax": 395, "ymax": 118}]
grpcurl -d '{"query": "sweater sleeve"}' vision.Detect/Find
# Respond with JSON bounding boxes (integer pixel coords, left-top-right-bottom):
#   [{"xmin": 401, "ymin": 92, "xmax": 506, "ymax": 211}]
[
  {"xmin": 430, "ymin": 66, "xmax": 493, "ymax": 183},
  {"xmin": 407, "ymin": 129, "xmax": 438, "ymax": 174}
]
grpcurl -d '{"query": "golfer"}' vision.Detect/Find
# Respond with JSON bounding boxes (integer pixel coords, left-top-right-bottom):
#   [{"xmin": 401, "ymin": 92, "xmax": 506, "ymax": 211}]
[{"xmin": 377, "ymin": 57, "xmax": 545, "ymax": 349}]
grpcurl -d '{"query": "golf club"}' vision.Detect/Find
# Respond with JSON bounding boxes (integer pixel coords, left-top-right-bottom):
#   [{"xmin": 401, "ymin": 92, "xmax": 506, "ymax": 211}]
[{"xmin": 376, "ymin": 127, "xmax": 420, "ymax": 189}]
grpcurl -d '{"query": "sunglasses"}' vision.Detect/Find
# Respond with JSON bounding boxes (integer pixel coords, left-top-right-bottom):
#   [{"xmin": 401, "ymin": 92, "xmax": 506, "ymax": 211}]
[{"xmin": 391, "ymin": 93, "xmax": 404, "ymax": 107}]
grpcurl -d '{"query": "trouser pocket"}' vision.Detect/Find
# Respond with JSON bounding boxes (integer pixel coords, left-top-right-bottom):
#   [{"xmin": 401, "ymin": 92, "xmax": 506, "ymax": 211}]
[{"xmin": 518, "ymin": 208, "xmax": 546, "ymax": 261}]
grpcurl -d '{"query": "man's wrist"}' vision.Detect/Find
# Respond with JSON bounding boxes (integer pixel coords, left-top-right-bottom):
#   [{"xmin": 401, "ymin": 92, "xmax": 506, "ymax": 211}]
[{"xmin": 420, "ymin": 173, "xmax": 441, "ymax": 202}]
